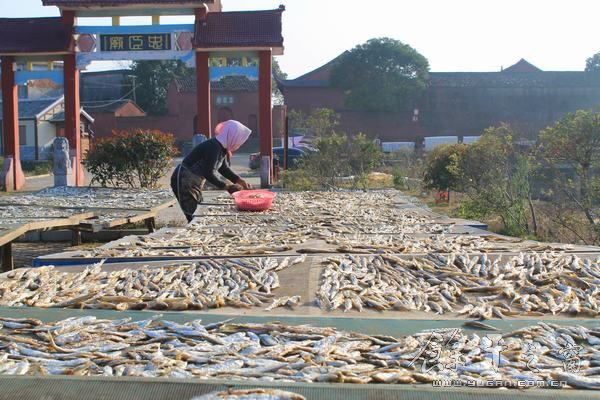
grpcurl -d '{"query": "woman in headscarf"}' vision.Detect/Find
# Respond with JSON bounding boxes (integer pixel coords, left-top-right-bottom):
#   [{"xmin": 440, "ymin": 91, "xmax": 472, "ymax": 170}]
[{"xmin": 171, "ymin": 120, "xmax": 253, "ymax": 223}]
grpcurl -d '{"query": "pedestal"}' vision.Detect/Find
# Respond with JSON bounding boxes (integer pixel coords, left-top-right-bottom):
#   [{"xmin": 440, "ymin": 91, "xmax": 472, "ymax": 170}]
[{"xmin": 70, "ymin": 150, "xmax": 84, "ymax": 186}]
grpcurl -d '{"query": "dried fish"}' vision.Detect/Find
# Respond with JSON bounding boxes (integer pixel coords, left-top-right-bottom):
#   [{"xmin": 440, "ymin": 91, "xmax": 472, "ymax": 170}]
[
  {"xmin": 0, "ymin": 257, "xmax": 304, "ymax": 310},
  {"xmin": 1, "ymin": 187, "xmax": 173, "ymax": 209},
  {"xmin": 0, "ymin": 316, "xmax": 596, "ymax": 390},
  {"xmin": 265, "ymin": 296, "xmax": 301, "ymax": 311},
  {"xmin": 317, "ymin": 252, "xmax": 600, "ymax": 318}
]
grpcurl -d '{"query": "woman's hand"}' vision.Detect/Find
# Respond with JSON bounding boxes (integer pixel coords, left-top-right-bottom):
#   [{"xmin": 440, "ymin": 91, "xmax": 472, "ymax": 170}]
[
  {"xmin": 226, "ymin": 184, "xmax": 243, "ymax": 194},
  {"xmin": 236, "ymin": 178, "xmax": 253, "ymax": 190}
]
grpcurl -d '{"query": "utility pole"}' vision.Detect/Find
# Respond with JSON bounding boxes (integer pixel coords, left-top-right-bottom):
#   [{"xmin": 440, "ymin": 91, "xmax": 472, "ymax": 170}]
[
  {"xmin": 127, "ymin": 74, "xmax": 137, "ymax": 104},
  {"xmin": 131, "ymin": 75, "xmax": 137, "ymax": 104}
]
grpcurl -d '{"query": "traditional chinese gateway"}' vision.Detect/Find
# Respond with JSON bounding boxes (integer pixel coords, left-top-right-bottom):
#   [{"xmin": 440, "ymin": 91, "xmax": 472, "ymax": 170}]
[{"xmin": 0, "ymin": 0, "xmax": 284, "ymax": 191}]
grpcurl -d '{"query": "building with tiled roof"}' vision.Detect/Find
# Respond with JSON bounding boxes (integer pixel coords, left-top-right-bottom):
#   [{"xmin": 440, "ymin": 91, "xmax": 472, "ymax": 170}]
[
  {"xmin": 0, "ymin": 97, "xmax": 93, "ymax": 160},
  {"xmin": 278, "ymin": 56, "xmax": 600, "ymax": 143},
  {"xmin": 166, "ymin": 74, "xmax": 263, "ymax": 139}
]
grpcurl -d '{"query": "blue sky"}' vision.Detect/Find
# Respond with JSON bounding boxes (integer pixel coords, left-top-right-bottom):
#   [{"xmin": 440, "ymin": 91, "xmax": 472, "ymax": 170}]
[{"xmin": 6, "ymin": 0, "xmax": 600, "ymax": 78}]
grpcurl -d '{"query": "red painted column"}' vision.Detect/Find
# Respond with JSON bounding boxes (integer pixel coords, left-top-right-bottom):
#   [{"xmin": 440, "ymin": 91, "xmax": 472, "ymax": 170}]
[
  {"xmin": 196, "ymin": 52, "xmax": 211, "ymax": 138},
  {"xmin": 259, "ymin": 50, "xmax": 273, "ymax": 188},
  {"xmin": 63, "ymin": 53, "xmax": 83, "ymax": 186},
  {"xmin": 0, "ymin": 56, "xmax": 25, "ymax": 191},
  {"xmin": 62, "ymin": 10, "xmax": 83, "ymax": 186}
]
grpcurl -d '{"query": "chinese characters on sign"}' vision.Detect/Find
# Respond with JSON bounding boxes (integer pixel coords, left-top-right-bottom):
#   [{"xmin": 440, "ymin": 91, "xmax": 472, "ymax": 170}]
[{"xmin": 100, "ymin": 34, "xmax": 172, "ymax": 52}]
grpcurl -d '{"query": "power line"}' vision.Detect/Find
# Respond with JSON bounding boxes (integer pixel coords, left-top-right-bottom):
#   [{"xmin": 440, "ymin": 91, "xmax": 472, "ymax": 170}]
[{"xmin": 81, "ymin": 86, "xmax": 137, "ymax": 109}]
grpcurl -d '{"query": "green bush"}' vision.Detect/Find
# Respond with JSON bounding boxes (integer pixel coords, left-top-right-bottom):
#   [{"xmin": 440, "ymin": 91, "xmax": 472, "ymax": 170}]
[
  {"xmin": 281, "ymin": 168, "xmax": 318, "ymax": 191},
  {"xmin": 21, "ymin": 160, "xmax": 52, "ymax": 177},
  {"xmin": 392, "ymin": 167, "xmax": 406, "ymax": 189},
  {"xmin": 85, "ymin": 129, "xmax": 177, "ymax": 188},
  {"xmin": 423, "ymin": 143, "xmax": 468, "ymax": 191},
  {"xmin": 290, "ymin": 132, "xmax": 384, "ymax": 190}
]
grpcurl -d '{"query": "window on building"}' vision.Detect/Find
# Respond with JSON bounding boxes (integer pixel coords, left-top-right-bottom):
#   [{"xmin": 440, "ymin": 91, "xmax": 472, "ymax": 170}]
[
  {"xmin": 19, "ymin": 125, "xmax": 27, "ymax": 146},
  {"xmin": 216, "ymin": 96, "xmax": 235, "ymax": 105}
]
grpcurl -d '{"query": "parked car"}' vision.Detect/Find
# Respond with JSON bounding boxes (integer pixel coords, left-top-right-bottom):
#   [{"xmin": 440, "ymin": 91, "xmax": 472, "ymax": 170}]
[{"xmin": 249, "ymin": 147, "xmax": 309, "ymax": 170}]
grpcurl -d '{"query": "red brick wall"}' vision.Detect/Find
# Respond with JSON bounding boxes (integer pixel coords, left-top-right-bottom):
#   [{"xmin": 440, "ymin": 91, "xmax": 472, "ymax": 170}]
[
  {"xmin": 91, "ymin": 84, "xmax": 283, "ymax": 152},
  {"xmin": 282, "ymin": 87, "xmax": 345, "ymax": 113}
]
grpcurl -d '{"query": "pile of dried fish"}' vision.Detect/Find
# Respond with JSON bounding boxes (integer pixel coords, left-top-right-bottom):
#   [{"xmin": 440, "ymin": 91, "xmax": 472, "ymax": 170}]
[
  {"xmin": 66, "ymin": 189, "xmax": 582, "ymax": 258},
  {"xmin": 0, "ymin": 256, "xmax": 305, "ymax": 310},
  {"xmin": 0, "ymin": 316, "xmax": 597, "ymax": 389},
  {"xmin": 194, "ymin": 191, "xmax": 451, "ymax": 235},
  {"xmin": 80, "ymin": 227, "xmax": 311, "ymax": 258},
  {"xmin": 1, "ymin": 187, "xmax": 173, "ymax": 209},
  {"xmin": 0, "ymin": 206, "xmax": 86, "ymax": 220},
  {"xmin": 323, "ymin": 234, "xmax": 574, "ymax": 254},
  {"xmin": 317, "ymin": 252, "xmax": 600, "ymax": 318}
]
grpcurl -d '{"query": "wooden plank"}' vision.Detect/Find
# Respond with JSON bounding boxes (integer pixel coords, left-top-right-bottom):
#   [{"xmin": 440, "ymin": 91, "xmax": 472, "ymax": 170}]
[
  {"xmin": 150, "ymin": 198, "xmax": 177, "ymax": 212},
  {"xmin": 0, "ymin": 225, "xmax": 28, "ymax": 247}
]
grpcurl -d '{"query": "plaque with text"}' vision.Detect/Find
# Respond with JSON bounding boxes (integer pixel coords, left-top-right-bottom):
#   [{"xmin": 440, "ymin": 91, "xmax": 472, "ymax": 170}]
[{"xmin": 99, "ymin": 34, "xmax": 171, "ymax": 52}]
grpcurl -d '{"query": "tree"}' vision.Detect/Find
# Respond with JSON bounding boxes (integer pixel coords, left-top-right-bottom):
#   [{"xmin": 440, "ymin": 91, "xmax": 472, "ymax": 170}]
[
  {"xmin": 347, "ymin": 133, "xmax": 383, "ymax": 190},
  {"xmin": 458, "ymin": 124, "xmax": 533, "ymax": 237},
  {"xmin": 330, "ymin": 38, "xmax": 429, "ymax": 112},
  {"xmin": 129, "ymin": 60, "xmax": 193, "ymax": 115},
  {"xmin": 272, "ymin": 57, "xmax": 287, "ymax": 105},
  {"xmin": 537, "ymin": 109, "xmax": 600, "ymax": 243},
  {"xmin": 287, "ymin": 108, "xmax": 340, "ymax": 137},
  {"xmin": 423, "ymin": 143, "xmax": 468, "ymax": 192},
  {"xmin": 284, "ymin": 131, "xmax": 383, "ymax": 190},
  {"xmin": 586, "ymin": 52, "xmax": 600, "ymax": 72}
]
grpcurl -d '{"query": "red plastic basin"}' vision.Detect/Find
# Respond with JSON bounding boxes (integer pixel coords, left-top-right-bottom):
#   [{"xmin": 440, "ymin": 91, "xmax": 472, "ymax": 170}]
[{"xmin": 232, "ymin": 190, "xmax": 276, "ymax": 211}]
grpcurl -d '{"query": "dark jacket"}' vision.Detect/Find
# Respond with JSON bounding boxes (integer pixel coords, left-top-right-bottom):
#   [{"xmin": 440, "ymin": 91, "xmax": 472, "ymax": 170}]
[{"xmin": 181, "ymin": 138, "xmax": 240, "ymax": 189}]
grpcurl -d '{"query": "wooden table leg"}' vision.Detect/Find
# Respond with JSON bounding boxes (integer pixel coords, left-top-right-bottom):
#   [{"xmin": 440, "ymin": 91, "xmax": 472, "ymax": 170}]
[
  {"xmin": 1, "ymin": 242, "xmax": 14, "ymax": 272},
  {"xmin": 71, "ymin": 227, "xmax": 82, "ymax": 246},
  {"xmin": 145, "ymin": 217, "xmax": 156, "ymax": 233}
]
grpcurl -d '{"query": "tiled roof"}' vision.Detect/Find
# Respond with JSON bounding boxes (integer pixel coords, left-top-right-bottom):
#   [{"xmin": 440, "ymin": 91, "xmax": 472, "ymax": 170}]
[
  {"xmin": 0, "ymin": 18, "xmax": 72, "ymax": 54},
  {"xmin": 279, "ymin": 71, "xmax": 600, "ymax": 89},
  {"xmin": 42, "ymin": 0, "xmax": 213, "ymax": 6},
  {"xmin": 503, "ymin": 58, "xmax": 542, "ymax": 73},
  {"xmin": 429, "ymin": 71, "xmax": 600, "ymax": 88},
  {"xmin": 49, "ymin": 108, "xmax": 94, "ymax": 123},
  {"xmin": 175, "ymin": 75, "xmax": 259, "ymax": 92},
  {"xmin": 0, "ymin": 98, "xmax": 60, "ymax": 120},
  {"xmin": 277, "ymin": 79, "xmax": 329, "ymax": 89},
  {"xmin": 193, "ymin": 8, "xmax": 284, "ymax": 49}
]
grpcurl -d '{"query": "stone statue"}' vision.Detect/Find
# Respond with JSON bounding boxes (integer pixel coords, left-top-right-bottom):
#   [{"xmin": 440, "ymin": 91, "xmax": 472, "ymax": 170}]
[{"xmin": 53, "ymin": 137, "xmax": 71, "ymax": 187}]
